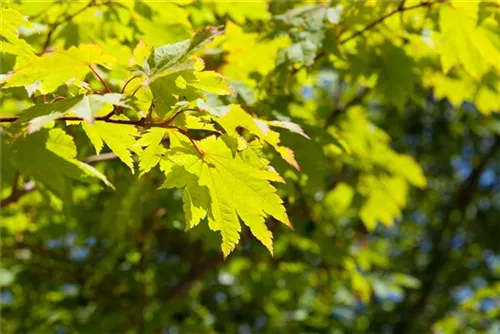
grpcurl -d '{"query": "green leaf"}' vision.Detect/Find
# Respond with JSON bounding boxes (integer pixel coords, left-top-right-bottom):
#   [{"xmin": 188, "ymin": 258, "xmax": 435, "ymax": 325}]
[
  {"xmin": 71, "ymin": 93, "xmax": 136, "ymax": 123},
  {"xmin": 46, "ymin": 127, "xmax": 77, "ymax": 158},
  {"xmin": 4, "ymin": 44, "xmax": 116, "ymax": 94},
  {"xmin": 439, "ymin": 2, "xmax": 500, "ymax": 80},
  {"xmin": 5, "ymin": 128, "xmax": 113, "ymax": 199},
  {"xmin": 189, "ymin": 71, "xmax": 235, "ymax": 95},
  {"xmin": 160, "ymin": 134, "xmax": 291, "ymax": 257},
  {"xmin": 373, "ymin": 42, "xmax": 418, "ymax": 110},
  {"xmin": 268, "ymin": 120, "xmax": 310, "ymax": 139},
  {"xmin": 359, "ymin": 175, "xmax": 408, "ymax": 231},
  {"xmin": 137, "ymin": 128, "xmax": 166, "ymax": 176},
  {"xmin": 16, "ymin": 96, "xmax": 83, "ymax": 133},
  {"xmin": 45, "ymin": 128, "xmax": 114, "ymax": 189},
  {"xmin": 275, "ymin": 5, "xmax": 327, "ymax": 66},
  {"xmin": 16, "ymin": 94, "xmax": 136, "ymax": 132},
  {"xmin": 0, "ymin": 7, "xmax": 36, "ymax": 63},
  {"xmin": 7, "ymin": 131, "xmax": 83, "ymax": 199},
  {"xmin": 185, "ymin": 26, "xmax": 224, "ymax": 55},
  {"xmin": 207, "ymin": 104, "xmax": 301, "ymax": 169},
  {"xmin": 183, "ymin": 183, "xmax": 210, "ymax": 230},
  {"xmin": 143, "ymin": 26, "xmax": 223, "ymax": 82},
  {"xmin": 150, "ymin": 72, "xmax": 204, "ymax": 116},
  {"xmin": 82, "ymin": 118, "xmax": 139, "ymax": 173}
]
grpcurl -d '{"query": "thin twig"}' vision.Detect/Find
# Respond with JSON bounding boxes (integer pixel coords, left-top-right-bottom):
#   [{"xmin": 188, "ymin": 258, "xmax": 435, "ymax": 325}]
[
  {"xmin": 101, "ymin": 110, "xmax": 116, "ymax": 121},
  {"xmin": 339, "ymin": 1, "xmax": 435, "ymax": 45},
  {"xmin": 292, "ymin": 0, "xmax": 438, "ymax": 75},
  {"xmin": 121, "ymin": 76, "xmax": 140, "ymax": 94},
  {"xmin": 131, "ymin": 84, "xmax": 143, "ymax": 97},
  {"xmin": 89, "ymin": 65, "xmax": 112, "ymax": 94},
  {"xmin": 1, "ymin": 115, "xmax": 143, "ymax": 125},
  {"xmin": 166, "ymin": 125, "xmax": 204, "ymax": 156},
  {"xmin": 48, "ymin": 96, "xmax": 67, "ymax": 104},
  {"xmin": 165, "ymin": 109, "xmax": 188, "ymax": 125}
]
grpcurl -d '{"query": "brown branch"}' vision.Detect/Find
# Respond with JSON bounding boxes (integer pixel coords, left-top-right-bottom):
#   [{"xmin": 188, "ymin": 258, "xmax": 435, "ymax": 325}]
[
  {"xmin": 131, "ymin": 84, "xmax": 143, "ymax": 97},
  {"xmin": 165, "ymin": 109, "xmax": 189, "ymax": 125},
  {"xmin": 0, "ymin": 121, "xmax": 201, "ymax": 207},
  {"xmin": 291, "ymin": 0, "xmax": 438, "ymax": 75},
  {"xmin": 1, "ymin": 115, "xmax": 145, "ymax": 125},
  {"xmin": 121, "ymin": 76, "xmax": 140, "ymax": 94},
  {"xmin": 101, "ymin": 110, "xmax": 116, "ymax": 121},
  {"xmin": 89, "ymin": 65, "xmax": 112, "ymax": 94},
  {"xmin": 0, "ymin": 117, "xmax": 20, "ymax": 122},
  {"xmin": 338, "ymin": 1, "xmax": 436, "ymax": 45}
]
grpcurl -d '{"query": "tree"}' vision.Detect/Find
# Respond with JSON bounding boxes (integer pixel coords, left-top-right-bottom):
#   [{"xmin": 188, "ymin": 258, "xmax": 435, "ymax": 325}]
[{"xmin": 1, "ymin": 0, "xmax": 499, "ymax": 333}]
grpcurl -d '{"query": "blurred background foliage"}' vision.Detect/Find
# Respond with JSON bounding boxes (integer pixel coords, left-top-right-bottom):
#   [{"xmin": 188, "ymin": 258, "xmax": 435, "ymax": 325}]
[{"xmin": 1, "ymin": 0, "xmax": 500, "ymax": 333}]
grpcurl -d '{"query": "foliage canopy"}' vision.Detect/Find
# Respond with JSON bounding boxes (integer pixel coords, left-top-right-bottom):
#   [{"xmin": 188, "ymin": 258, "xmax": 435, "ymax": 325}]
[{"xmin": 1, "ymin": 0, "xmax": 499, "ymax": 333}]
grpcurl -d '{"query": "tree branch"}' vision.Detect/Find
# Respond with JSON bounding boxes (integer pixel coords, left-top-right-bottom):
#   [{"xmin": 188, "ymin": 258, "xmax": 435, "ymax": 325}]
[
  {"xmin": 1, "ymin": 115, "xmax": 151, "ymax": 127},
  {"xmin": 89, "ymin": 65, "xmax": 112, "ymax": 94},
  {"xmin": 291, "ymin": 1, "xmax": 439, "ymax": 74},
  {"xmin": 338, "ymin": 1, "xmax": 436, "ymax": 45}
]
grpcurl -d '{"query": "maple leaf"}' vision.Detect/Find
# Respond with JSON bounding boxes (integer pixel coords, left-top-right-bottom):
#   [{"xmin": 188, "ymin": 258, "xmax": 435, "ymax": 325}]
[
  {"xmin": 200, "ymin": 103, "xmax": 303, "ymax": 170},
  {"xmin": 82, "ymin": 117, "xmax": 139, "ymax": 173},
  {"xmin": 139, "ymin": 26, "xmax": 223, "ymax": 84},
  {"xmin": 137, "ymin": 128, "xmax": 167, "ymax": 176},
  {"xmin": 4, "ymin": 128, "xmax": 113, "ymax": 200},
  {"xmin": 4, "ymin": 44, "xmax": 116, "ymax": 94},
  {"xmin": 160, "ymin": 133, "xmax": 291, "ymax": 258},
  {"xmin": 0, "ymin": 7, "xmax": 36, "ymax": 63}
]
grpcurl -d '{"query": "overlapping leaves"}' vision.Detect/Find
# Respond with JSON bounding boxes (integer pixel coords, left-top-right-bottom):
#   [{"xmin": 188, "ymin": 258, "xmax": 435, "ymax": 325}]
[
  {"xmin": 160, "ymin": 133, "xmax": 292, "ymax": 257},
  {"xmin": 1, "ymin": 22, "xmax": 298, "ymax": 256}
]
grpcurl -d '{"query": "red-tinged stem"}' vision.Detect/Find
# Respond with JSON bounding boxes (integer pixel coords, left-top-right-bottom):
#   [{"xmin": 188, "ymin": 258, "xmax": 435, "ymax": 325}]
[
  {"xmin": 48, "ymin": 96, "xmax": 67, "ymax": 104},
  {"xmin": 122, "ymin": 76, "xmax": 140, "ymax": 94},
  {"xmin": 166, "ymin": 125, "xmax": 204, "ymax": 156},
  {"xmin": 165, "ymin": 109, "xmax": 188, "ymax": 125},
  {"xmin": 338, "ymin": 1, "xmax": 436, "ymax": 44},
  {"xmin": 89, "ymin": 65, "xmax": 112, "ymax": 93},
  {"xmin": 42, "ymin": 95, "xmax": 47, "ymax": 104}
]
